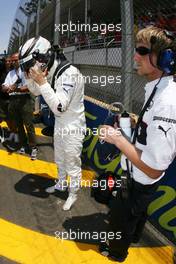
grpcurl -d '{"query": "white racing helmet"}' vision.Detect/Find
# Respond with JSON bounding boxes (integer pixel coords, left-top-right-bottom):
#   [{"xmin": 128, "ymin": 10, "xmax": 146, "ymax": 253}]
[{"xmin": 19, "ymin": 36, "xmax": 53, "ymax": 72}]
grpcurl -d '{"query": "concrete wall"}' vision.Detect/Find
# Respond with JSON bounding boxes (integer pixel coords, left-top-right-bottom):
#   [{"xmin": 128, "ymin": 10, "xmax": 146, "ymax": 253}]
[{"xmin": 65, "ymin": 47, "xmax": 122, "ymax": 67}]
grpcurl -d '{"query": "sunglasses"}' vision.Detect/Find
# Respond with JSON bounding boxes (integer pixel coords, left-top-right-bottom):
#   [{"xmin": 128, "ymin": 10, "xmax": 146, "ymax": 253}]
[{"xmin": 135, "ymin": 46, "xmax": 151, "ymax": 56}]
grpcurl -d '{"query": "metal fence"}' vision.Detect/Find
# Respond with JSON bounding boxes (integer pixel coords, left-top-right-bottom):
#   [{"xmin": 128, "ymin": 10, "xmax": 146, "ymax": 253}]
[
  {"xmin": 61, "ymin": 0, "xmax": 176, "ymax": 114},
  {"xmin": 8, "ymin": 0, "xmax": 176, "ymax": 114},
  {"xmin": 60, "ymin": 0, "xmax": 122, "ymax": 107},
  {"xmin": 131, "ymin": 0, "xmax": 176, "ymax": 113}
]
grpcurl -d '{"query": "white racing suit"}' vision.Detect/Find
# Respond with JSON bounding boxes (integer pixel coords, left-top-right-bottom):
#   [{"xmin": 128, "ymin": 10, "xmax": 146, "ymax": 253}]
[{"xmin": 26, "ymin": 60, "xmax": 86, "ymax": 193}]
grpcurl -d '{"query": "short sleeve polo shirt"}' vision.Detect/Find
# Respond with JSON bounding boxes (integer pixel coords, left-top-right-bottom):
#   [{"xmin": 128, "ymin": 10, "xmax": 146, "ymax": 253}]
[{"xmin": 133, "ymin": 76, "xmax": 176, "ymax": 184}]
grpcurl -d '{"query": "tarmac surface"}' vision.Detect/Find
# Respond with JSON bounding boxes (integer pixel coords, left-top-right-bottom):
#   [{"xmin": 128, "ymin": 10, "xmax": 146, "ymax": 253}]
[{"xmin": 0, "ymin": 122, "xmax": 174, "ymax": 264}]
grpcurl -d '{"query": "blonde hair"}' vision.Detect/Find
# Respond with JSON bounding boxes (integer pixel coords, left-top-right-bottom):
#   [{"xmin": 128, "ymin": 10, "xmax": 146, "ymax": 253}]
[{"xmin": 136, "ymin": 26, "xmax": 174, "ymax": 56}]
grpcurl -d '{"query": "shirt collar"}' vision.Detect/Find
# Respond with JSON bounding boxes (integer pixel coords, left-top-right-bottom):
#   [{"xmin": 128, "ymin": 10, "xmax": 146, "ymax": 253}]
[{"xmin": 145, "ymin": 76, "xmax": 173, "ymax": 92}]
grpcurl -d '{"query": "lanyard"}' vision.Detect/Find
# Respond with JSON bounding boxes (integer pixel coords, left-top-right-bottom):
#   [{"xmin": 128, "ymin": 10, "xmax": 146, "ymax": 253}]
[{"xmin": 126, "ymin": 74, "xmax": 164, "ymax": 177}]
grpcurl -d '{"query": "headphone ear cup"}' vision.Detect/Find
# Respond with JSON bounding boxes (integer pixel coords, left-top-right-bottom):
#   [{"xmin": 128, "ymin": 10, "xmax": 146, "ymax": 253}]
[
  {"xmin": 157, "ymin": 49, "xmax": 175, "ymax": 74},
  {"xmin": 46, "ymin": 48, "xmax": 55, "ymax": 71}
]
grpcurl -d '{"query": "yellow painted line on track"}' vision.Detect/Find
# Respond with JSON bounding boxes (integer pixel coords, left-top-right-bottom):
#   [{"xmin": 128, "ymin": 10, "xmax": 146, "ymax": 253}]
[
  {"xmin": 0, "ymin": 149, "xmax": 57, "ymax": 179},
  {"xmin": 0, "ymin": 123, "xmax": 95, "ymax": 183},
  {"xmin": 1, "ymin": 121, "xmax": 44, "ymax": 137},
  {"xmin": 0, "ymin": 149, "xmax": 95, "ymax": 184},
  {"xmin": 0, "ymin": 218, "xmax": 174, "ymax": 264}
]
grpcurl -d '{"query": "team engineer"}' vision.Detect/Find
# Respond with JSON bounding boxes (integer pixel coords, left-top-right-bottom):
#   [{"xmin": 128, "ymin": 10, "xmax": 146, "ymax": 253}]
[{"xmin": 99, "ymin": 26, "xmax": 176, "ymax": 262}]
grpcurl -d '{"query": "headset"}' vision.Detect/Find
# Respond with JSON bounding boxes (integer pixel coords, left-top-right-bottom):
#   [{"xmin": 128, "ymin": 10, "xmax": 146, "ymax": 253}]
[{"xmin": 150, "ymin": 30, "xmax": 176, "ymax": 74}]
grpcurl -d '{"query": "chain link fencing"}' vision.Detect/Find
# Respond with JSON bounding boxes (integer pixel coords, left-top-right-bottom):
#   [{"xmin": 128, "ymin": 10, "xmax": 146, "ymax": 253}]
[
  {"xmin": 62, "ymin": 0, "xmax": 176, "ymax": 113},
  {"xmin": 60, "ymin": 0, "xmax": 122, "ymax": 106},
  {"xmin": 8, "ymin": 0, "xmax": 176, "ymax": 114},
  {"xmin": 131, "ymin": 0, "xmax": 176, "ymax": 113}
]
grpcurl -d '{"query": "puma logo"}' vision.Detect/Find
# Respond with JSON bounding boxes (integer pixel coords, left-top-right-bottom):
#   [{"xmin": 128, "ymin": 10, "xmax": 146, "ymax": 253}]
[{"xmin": 158, "ymin": 125, "xmax": 171, "ymax": 137}]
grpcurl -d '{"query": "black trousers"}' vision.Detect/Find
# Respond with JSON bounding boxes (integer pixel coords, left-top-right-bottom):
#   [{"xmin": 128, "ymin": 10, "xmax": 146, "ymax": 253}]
[
  {"xmin": 108, "ymin": 178, "xmax": 159, "ymax": 258},
  {"xmin": 8, "ymin": 94, "xmax": 36, "ymax": 147}
]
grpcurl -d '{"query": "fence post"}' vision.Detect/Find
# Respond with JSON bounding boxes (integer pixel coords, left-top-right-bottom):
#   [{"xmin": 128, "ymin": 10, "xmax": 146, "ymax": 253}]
[
  {"xmin": 53, "ymin": 0, "xmax": 61, "ymax": 45},
  {"xmin": 120, "ymin": 0, "xmax": 134, "ymax": 112}
]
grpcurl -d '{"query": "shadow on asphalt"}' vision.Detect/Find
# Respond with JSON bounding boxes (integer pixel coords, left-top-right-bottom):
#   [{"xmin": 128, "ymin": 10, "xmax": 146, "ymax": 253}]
[{"xmin": 14, "ymin": 174, "xmax": 68, "ymax": 200}]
